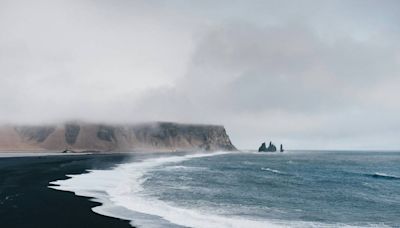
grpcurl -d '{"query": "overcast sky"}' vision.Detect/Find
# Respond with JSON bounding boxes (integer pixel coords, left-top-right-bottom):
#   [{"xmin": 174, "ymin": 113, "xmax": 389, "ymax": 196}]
[{"xmin": 1, "ymin": 0, "xmax": 399, "ymax": 150}]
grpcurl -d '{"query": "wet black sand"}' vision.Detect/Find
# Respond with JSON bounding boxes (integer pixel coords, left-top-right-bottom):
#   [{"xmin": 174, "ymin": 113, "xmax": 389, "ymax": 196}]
[{"xmin": 0, "ymin": 153, "xmax": 134, "ymax": 228}]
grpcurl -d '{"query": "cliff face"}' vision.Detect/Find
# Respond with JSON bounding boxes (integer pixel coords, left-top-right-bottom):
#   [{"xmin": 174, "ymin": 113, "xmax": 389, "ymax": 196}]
[{"xmin": 0, "ymin": 122, "xmax": 236, "ymax": 152}]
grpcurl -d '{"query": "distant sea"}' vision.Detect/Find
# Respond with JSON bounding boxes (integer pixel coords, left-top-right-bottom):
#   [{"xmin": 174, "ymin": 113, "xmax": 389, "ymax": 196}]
[{"xmin": 50, "ymin": 150, "xmax": 400, "ymax": 227}]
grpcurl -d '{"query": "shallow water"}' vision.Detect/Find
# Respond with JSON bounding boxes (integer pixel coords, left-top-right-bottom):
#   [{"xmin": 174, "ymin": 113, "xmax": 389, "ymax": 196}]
[{"xmin": 51, "ymin": 151, "xmax": 400, "ymax": 227}]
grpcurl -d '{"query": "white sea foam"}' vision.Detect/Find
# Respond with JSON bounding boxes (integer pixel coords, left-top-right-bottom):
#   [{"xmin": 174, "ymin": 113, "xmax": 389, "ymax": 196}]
[
  {"xmin": 49, "ymin": 151, "xmax": 371, "ymax": 228},
  {"xmin": 162, "ymin": 165, "xmax": 209, "ymax": 172},
  {"xmin": 261, "ymin": 167, "xmax": 286, "ymax": 175}
]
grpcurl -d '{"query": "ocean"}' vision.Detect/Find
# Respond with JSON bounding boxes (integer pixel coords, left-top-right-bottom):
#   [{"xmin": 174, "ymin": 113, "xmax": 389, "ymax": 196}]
[{"xmin": 50, "ymin": 151, "xmax": 400, "ymax": 227}]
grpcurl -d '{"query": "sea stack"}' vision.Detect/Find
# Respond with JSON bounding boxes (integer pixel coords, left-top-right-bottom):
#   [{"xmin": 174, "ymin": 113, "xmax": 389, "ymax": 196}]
[
  {"xmin": 258, "ymin": 141, "xmax": 277, "ymax": 152},
  {"xmin": 280, "ymin": 144, "xmax": 284, "ymax": 152},
  {"xmin": 258, "ymin": 142, "xmax": 267, "ymax": 152}
]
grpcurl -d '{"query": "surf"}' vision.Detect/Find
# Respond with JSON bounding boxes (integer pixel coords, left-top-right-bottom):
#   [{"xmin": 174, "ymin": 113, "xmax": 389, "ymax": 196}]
[
  {"xmin": 49, "ymin": 151, "xmax": 396, "ymax": 228},
  {"xmin": 49, "ymin": 152, "xmax": 285, "ymax": 228}
]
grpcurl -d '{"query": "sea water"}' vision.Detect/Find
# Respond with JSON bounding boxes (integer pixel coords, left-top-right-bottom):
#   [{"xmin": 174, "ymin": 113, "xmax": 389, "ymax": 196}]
[{"xmin": 50, "ymin": 151, "xmax": 400, "ymax": 227}]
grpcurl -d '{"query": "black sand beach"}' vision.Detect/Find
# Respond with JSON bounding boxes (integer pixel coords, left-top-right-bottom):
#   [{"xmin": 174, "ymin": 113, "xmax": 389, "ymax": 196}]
[{"xmin": 0, "ymin": 153, "xmax": 133, "ymax": 228}]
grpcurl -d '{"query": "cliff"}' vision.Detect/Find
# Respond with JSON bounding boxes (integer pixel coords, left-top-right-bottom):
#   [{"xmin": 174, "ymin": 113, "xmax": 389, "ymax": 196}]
[{"xmin": 0, "ymin": 122, "xmax": 236, "ymax": 152}]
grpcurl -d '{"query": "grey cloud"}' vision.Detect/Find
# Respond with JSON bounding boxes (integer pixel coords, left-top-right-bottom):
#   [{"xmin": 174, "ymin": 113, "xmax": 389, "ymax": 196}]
[
  {"xmin": 136, "ymin": 20, "xmax": 400, "ymax": 149},
  {"xmin": 139, "ymin": 22, "xmax": 399, "ymax": 113},
  {"xmin": 0, "ymin": 0, "xmax": 193, "ymax": 123}
]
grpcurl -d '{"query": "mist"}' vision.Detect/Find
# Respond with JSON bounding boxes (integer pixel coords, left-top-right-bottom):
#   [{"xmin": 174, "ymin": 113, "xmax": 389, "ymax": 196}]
[{"xmin": 1, "ymin": 0, "xmax": 400, "ymax": 149}]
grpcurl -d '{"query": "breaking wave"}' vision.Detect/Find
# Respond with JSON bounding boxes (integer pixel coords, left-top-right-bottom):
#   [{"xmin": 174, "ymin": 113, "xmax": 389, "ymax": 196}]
[
  {"xmin": 261, "ymin": 167, "xmax": 286, "ymax": 175},
  {"xmin": 368, "ymin": 172, "xmax": 400, "ymax": 180}
]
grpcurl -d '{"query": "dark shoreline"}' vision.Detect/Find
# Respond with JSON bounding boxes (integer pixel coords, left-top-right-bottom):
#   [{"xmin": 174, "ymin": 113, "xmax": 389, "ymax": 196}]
[{"xmin": 0, "ymin": 153, "xmax": 134, "ymax": 228}]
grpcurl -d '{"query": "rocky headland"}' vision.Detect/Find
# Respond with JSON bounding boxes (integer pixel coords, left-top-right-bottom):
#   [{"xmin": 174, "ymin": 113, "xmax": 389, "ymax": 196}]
[{"xmin": 0, "ymin": 122, "xmax": 237, "ymax": 153}]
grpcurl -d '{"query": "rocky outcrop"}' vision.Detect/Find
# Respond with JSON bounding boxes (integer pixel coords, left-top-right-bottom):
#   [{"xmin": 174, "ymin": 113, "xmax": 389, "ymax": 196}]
[
  {"xmin": 15, "ymin": 126, "xmax": 56, "ymax": 143},
  {"xmin": 97, "ymin": 125, "xmax": 116, "ymax": 142},
  {"xmin": 130, "ymin": 122, "xmax": 236, "ymax": 151},
  {"xmin": 65, "ymin": 123, "xmax": 80, "ymax": 145},
  {"xmin": 0, "ymin": 122, "xmax": 237, "ymax": 152},
  {"xmin": 258, "ymin": 142, "xmax": 267, "ymax": 152},
  {"xmin": 258, "ymin": 141, "xmax": 277, "ymax": 152}
]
